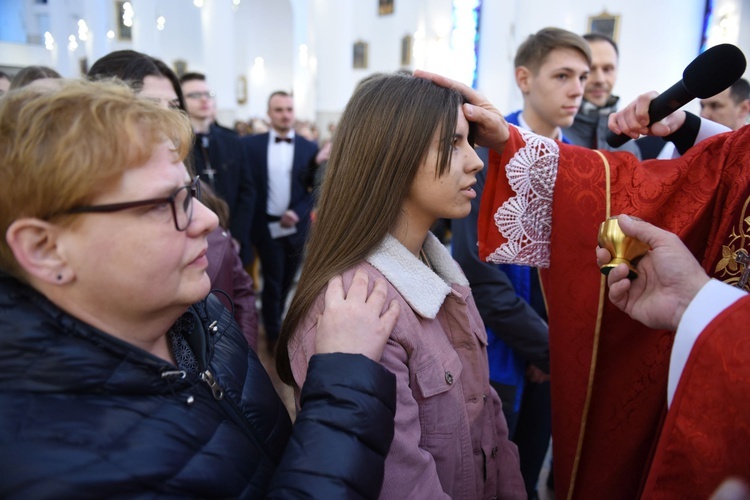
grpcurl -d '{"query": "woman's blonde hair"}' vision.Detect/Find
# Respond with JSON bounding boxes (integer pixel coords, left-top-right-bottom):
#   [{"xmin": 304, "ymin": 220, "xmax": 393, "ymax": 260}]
[
  {"xmin": 277, "ymin": 72, "xmax": 466, "ymax": 384},
  {"xmin": 0, "ymin": 79, "xmax": 192, "ymax": 279}
]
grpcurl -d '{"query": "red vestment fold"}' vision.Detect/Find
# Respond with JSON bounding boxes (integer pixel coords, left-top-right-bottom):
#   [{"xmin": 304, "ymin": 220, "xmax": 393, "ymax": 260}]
[
  {"xmin": 643, "ymin": 295, "xmax": 750, "ymax": 499},
  {"xmin": 478, "ymin": 125, "xmax": 750, "ymax": 499}
]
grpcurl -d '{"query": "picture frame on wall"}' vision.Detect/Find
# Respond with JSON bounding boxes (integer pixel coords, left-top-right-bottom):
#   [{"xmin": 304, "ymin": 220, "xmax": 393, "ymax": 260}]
[
  {"xmin": 401, "ymin": 35, "xmax": 412, "ymax": 67},
  {"xmin": 353, "ymin": 41, "xmax": 368, "ymax": 69},
  {"xmin": 173, "ymin": 60, "xmax": 188, "ymax": 78},
  {"xmin": 236, "ymin": 75, "xmax": 248, "ymax": 105},
  {"xmin": 115, "ymin": 0, "xmax": 133, "ymax": 41},
  {"xmin": 587, "ymin": 11, "xmax": 620, "ymax": 42},
  {"xmin": 379, "ymin": 0, "xmax": 394, "ymax": 16}
]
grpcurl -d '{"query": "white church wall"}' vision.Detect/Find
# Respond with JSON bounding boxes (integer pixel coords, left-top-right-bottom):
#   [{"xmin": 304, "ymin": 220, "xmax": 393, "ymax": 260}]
[{"xmin": 3, "ymin": 0, "xmax": 748, "ymax": 130}]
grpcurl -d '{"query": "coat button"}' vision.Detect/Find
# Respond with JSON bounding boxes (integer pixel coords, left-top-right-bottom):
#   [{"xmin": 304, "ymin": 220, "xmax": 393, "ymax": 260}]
[
  {"xmin": 491, "ymin": 446, "xmax": 498, "ymax": 458},
  {"xmin": 445, "ymin": 371, "xmax": 454, "ymax": 385},
  {"xmin": 482, "ymin": 394, "xmax": 487, "ymax": 403}
]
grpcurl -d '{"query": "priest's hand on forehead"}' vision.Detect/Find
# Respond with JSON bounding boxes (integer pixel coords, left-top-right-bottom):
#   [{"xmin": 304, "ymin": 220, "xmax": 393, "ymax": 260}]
[{"xmin": 414, "ymin": 69, "xmax": 510, "ymax": 153}]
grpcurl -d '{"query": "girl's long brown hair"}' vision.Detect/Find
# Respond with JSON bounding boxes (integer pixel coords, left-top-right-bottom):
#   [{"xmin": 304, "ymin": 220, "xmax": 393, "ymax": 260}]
[{"xmin": 277, "ymin": 73, "xmax": 464, "ymax": 384}]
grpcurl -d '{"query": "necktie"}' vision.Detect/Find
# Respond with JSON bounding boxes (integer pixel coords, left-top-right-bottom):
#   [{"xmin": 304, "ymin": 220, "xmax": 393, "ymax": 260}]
[{"xmin": 275, "ymin": 136, "xmax": 293, "ymax": 143}]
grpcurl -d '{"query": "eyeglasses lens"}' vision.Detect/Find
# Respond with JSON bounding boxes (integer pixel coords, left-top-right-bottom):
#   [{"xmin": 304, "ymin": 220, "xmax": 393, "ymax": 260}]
[{"xmin": 176, "ymin": 179, "xmax": 200, "ymax": 231}]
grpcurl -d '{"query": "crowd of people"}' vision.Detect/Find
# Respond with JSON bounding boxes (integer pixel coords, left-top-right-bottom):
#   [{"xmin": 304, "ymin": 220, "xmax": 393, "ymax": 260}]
[{"xmin": 1, "ymin": 24, "xmax": 749, "ymax": 500}]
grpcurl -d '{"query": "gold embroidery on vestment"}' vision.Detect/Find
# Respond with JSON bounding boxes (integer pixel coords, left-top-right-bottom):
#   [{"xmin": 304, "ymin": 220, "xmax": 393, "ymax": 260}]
[{"xmin": 715, "ymin": 194, "xmax": 750, "ymax": 291}]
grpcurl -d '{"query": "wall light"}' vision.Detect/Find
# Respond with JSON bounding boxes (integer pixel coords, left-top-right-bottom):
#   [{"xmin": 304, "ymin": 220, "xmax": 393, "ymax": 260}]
[
  {"xmin": 78, "ymin": 19, "xmax": 89, "ymax": 41},
  {"xmin": 44, "ymin": 31, "xmax": 54, "ymax": 50},
  {"xmin": 122, "ymin": 2, "xmax": 134, "ymax": 28},
  {"xmin": 251, "ymin": 57, "xmax": 265, "ymax": 81}
]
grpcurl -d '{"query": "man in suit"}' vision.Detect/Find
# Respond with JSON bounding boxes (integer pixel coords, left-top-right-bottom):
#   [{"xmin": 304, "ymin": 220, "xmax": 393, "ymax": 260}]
[
  {"xmin": 242, "ymin": 91, "xmax": 317, "ymax": 353},
  {"xmin": 181, "ymin": 72, "xmax": 255, "ymax": 263}
]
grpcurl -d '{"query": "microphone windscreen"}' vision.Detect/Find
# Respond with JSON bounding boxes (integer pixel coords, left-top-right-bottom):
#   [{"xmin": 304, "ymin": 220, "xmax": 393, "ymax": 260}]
[{"xmin": 683, "ymin": 43, "xmax": 746, "ymax": 98}]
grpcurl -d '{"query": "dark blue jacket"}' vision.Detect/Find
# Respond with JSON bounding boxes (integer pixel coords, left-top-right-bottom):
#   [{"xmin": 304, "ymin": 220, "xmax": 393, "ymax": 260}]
[
  {"xmin": 241, "ymin": 133, "xmax": 318, "ymax": 256},
  {"xmin": 0, "ymin": 273, "xmax": 396, "ymax": 499},
  {"xmin": 191, "ymin": 124, "xmax": 256, "ymax": 264}
]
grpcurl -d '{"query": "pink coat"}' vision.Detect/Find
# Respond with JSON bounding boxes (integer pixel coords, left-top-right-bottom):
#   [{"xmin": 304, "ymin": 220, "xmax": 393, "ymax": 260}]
[{"xmin": 288, "ymin": 234, "xmax": 526, "ymax": 499}]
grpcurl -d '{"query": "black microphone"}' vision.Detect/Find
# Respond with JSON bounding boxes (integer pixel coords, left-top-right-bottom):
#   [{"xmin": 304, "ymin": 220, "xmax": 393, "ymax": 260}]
[{"xmin": 606, "ymin": 43, "xmax": 747, "ymax": 148}]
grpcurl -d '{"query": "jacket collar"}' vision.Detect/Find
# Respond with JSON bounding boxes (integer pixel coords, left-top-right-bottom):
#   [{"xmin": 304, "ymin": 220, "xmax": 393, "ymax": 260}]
[
  {"xmin": 0, "ymin": 273, "xmax": 215, "ymax": 394},
  {"xmin": 579, "ymin": 95, "xmax": 621, "ymax": 116},
  {"xmin": 365, "ymin": 232, "xmax": 468, "ymax": 319}
]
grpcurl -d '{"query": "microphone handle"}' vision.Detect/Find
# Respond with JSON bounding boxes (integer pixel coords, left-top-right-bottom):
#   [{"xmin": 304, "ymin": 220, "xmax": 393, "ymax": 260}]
[{"xmin": 605, "ymin": 80, "xmax": 694, "ymax": 148}]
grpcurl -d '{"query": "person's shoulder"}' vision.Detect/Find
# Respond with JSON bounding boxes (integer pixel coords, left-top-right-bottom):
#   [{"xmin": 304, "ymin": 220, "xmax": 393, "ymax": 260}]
[
  {"xmin": 211, "ymin": 122, "xmax": 238, "ymax": 137},
  {"xmin": 334, "ymin": 262, "xmax": 411, "ymax": 329},
  {"xmin": 241, "ymin": 132, "xmax": 269, "ymax": 146},
  {"xmin": 211, "ymin": 123, "xmax": 241, "ymax": 142},
  {"xmin": 504, "ymin": 109, "xmax": 522, "ymax": 125},
  {"xmin": 295, "ymin": 134, "xmax": 318, "ymax": 151},
  {"xmin": 240, "ymin": 132, "xmax": 271, "ymax": 144}
]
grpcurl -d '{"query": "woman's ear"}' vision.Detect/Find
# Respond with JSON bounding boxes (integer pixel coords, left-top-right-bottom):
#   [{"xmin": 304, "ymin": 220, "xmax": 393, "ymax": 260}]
[{"xmin": 6, "ymin": 219, "xmax": 71, "ymax": 285}]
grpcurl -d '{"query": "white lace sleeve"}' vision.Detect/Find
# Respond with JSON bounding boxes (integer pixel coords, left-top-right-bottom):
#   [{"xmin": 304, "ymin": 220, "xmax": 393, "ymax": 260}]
[{"xmin": 487, "ymin": 127, "xmax": 559, "ymax": 268}]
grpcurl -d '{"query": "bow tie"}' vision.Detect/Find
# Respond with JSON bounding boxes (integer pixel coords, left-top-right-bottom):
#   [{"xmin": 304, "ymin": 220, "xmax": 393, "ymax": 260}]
[{"xmin": 275, "ymin": 137, "xmax": 293, "ymax": 144}]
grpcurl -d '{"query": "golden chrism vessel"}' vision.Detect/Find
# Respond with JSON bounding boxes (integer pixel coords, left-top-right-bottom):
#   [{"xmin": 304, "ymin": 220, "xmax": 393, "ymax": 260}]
[{"xmin": 598, "ymin": 216, "xmax": 650, "ymax": 279}]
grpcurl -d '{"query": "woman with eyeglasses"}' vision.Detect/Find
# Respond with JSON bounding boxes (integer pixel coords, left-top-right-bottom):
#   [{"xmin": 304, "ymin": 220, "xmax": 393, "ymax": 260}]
[
  {"xmin": 0, "ymin": 79, "xmax": 399, "ymax": 498},
  {"xmin": 88, "ymin": 49, "xmax": 259, "ymax": 349}
]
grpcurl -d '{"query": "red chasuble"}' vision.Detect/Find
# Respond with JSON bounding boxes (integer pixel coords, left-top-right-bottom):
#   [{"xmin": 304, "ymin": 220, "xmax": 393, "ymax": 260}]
[
  {"xmin": 478, "ymin": 125, "xmax": 750, "ymax": 499},
  {"xmin": 643, "ymin": 295, "xmax": 750, "ymax": 499}
]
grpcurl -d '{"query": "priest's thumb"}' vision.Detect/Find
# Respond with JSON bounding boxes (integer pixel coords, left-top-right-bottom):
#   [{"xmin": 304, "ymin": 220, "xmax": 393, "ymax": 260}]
[{"xmin": 710, "ymin": 478, "xmax": 750, "ymax": 500}]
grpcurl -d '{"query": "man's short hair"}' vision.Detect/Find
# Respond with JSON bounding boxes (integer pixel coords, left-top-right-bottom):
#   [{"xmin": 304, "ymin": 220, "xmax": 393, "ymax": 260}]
[
  {"xmin": 582, "ymin": 32, "xmax": 619, "ymax": 57},
  {"xmin": 179, "ymin": 72, "xmax": 206, "ymax": 85},
  {"xmin": 514, "ymin": 27, "xmax": 592, "ymax": 73},
  {"xmin": 0, "ymin": 70, "xmax": 10, "ymax": 80},
  {"xmin": 268, "ymin": 90, "xmax": 292, "ymax": 107},
  {"xmin": 730, "ymin": 78, "xmax": 750, "ymax": 103}
]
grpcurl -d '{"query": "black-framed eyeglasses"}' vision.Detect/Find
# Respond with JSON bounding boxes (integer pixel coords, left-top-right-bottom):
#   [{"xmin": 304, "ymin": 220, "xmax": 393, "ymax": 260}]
[{"xmin": 62, "ymin": 176, "xmax": 201, "ymax": 231}]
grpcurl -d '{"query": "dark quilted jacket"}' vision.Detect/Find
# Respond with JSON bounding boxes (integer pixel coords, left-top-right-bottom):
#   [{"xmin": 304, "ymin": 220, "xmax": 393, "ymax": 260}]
[{"xmin": 0, "ymin": 273, "xmax": 396, "ymax": 499}]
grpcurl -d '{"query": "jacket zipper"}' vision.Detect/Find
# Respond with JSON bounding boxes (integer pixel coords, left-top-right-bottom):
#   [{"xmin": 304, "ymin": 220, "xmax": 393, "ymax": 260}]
[
  {"xmin": 195, "ymin": 302, "xmax": 278, "ymax": 463},
  {"xmin": 200, "ymin": 369, "xmax": 224, "ymax": 400}
]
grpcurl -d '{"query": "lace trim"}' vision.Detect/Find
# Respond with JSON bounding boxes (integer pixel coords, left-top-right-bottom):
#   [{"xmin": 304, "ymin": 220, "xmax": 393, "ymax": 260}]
[{"xmin": 488, "ymin": 127, "xmax": 559, "ymax": 268}]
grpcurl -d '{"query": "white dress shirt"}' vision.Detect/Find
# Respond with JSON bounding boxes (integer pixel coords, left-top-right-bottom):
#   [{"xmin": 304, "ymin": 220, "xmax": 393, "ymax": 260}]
[
  {"xmin": 669, "ymin": 279, "xmax": 746, "ymax": 406},
  {"xmin": 267, "ymin": 129, "xmax": 295, "ymax": 217}
]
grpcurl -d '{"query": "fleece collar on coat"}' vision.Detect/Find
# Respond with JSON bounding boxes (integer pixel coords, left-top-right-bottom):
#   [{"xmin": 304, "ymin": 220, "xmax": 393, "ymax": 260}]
[{"xmin": 365, "ymin": 232, "xmax": 469, "ymax": 319}]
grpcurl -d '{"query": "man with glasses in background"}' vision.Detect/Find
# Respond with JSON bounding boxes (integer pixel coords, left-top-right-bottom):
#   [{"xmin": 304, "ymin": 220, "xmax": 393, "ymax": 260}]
[{"xmin": 181, "ymin": 72, "xmax": 255, "ymax": 265}]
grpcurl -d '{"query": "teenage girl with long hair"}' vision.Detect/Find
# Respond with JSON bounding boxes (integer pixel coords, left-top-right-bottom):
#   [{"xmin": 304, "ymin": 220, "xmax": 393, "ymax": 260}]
[{"xmin": 277, "ymin": 73, "xmax": 525, "ymax": 499}]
